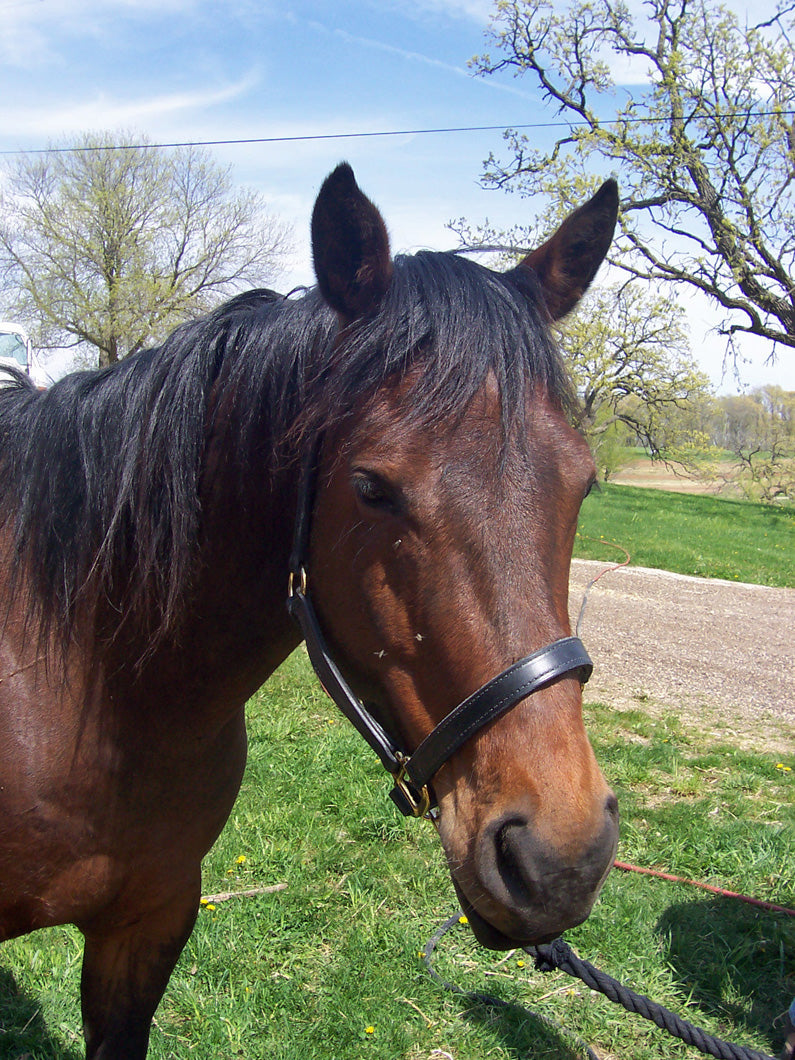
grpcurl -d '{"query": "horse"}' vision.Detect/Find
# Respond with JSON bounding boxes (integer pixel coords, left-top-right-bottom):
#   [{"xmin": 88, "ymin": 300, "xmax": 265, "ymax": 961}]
[{"xmin": 0, "ymin": 163, "xmax": 619, "ymax": 1059}]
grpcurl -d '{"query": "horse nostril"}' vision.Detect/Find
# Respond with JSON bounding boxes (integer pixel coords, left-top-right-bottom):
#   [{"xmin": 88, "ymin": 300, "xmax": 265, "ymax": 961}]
[
  {"xmin": 479, "ymin": 803, "xmax": 619, "ymax": 928},
  {"xmin": 492, "ymin": 818, "xmax": 540, "ymax": 906}
]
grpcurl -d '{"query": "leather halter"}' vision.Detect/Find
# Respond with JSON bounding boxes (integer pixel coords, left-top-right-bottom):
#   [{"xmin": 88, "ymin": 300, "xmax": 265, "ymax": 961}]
[{"xmin": 286, "ymin": 437, "xmax": 593, "ymax": 817}]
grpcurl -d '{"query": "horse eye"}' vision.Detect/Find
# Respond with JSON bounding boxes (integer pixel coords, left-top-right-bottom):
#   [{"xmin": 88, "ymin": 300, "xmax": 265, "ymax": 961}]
[{"xmin": 352, "ymin": 472, "xmax": 394, "ymax": 510}]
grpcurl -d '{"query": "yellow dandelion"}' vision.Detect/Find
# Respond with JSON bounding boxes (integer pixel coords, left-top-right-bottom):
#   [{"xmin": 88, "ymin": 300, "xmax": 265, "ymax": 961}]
[
  {"xmin": 776, "ymin": 763, "xmax": 792, "ymax": 772},
  {"xmin": 365, "ymin": 1026, "xmax": 375, "ymax": 1035},
  {"xmin": 458, "ymin": 914, "xmax": 469, "ymax": 925},
  {"xmin": 235, "ymin": 855, "xmax": 247, "ymax": 865}
]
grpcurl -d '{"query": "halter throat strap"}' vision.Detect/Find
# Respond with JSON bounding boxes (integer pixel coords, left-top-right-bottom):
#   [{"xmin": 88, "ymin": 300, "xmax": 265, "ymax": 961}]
[{"xmin": 286, "ymin": 436, "xmax": 593, "ymax": 817}]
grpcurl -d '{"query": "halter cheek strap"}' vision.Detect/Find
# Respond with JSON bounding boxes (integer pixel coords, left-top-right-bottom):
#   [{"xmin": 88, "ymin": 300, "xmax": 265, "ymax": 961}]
[{"xmin": 286, "ymin": 437, "xmax": 593, "ymax": 817}]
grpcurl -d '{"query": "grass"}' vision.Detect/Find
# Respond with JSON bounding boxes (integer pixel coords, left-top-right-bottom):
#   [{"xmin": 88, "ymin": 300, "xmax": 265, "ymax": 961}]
[
  {"xmin": 574, "ymin": 483, "xmax": 795, "ymax": 587},
  {"xmin": 0, "ymin": 650, "xmax": 792, "ymax": 1060}
]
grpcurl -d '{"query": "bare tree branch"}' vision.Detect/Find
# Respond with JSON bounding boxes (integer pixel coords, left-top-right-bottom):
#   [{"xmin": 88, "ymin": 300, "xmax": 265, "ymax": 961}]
[{"xmin": 469, "ymin": 0, "xmax": 795, "ymax": 354}]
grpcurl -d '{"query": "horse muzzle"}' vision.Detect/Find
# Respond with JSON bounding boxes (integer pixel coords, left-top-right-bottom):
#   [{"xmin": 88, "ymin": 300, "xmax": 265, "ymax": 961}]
[{"xmin": 444, "ymin": 792, "xmax": 619, "ymax": 949}]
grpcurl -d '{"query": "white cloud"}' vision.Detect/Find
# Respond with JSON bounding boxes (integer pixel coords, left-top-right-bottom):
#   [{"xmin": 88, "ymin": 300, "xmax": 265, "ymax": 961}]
[
  {"xmin": 2, "ymin": 71, "xmax": 261, "ymax": 141},
  {"xmin": 377, "ymin": 0, "xmax": 493, "ymax": 23},
  {"xmin": 312, "ymin": 22, "xmax": 541, "ymax": 102},
  {"xmin": 1, "ymin": 0, "xmax": 206, "ymax": 65}
]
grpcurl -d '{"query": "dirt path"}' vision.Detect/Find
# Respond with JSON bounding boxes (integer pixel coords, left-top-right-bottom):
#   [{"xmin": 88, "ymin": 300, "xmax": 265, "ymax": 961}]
[
  {"xmin": 610, "ymin": 459, "xmax": 737, "ymax": 496},
  {"xmin": 568, "ymin": 560, "xmax": 795, "ymax": 743}
]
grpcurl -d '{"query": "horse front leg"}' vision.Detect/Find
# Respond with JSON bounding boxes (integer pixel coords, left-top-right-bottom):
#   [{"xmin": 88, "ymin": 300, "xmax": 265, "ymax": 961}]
[{"xmin": 79, "ymin": 873, "xmax": 201, "ymax": 1060}]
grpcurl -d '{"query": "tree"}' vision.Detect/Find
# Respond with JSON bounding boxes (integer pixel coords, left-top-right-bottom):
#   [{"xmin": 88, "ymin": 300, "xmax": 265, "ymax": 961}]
[
  {"xmin": 711, "ymin": 386, "xmax": 795, "ymax": 501},
  {"xmin": 713, "ymin": 393, "xmax": 767, "ymax": 453},
  {"xmin": 471, "ymin": 0, "xmax": 795, "ymax": 356},
  {"xmin": 557, "ymin": 281, "xmax": 712, "ymax": 475},
  {"xmin": 0, "ymin": 133, "xmax": 292, "ymax": 368}
]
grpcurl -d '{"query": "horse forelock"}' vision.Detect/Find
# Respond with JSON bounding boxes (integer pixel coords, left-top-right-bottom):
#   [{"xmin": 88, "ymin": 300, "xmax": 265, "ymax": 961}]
[
  {"xmin": 0, "ymin": 251, "xmax": 569, "ymax": 656},
  {"xmin": 333, "ymin": 251, "xmax": 574, "ymax": 433}
]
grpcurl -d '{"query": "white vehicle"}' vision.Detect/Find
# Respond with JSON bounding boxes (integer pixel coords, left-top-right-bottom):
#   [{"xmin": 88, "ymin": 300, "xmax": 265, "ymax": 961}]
[{"xmin": 0, "ymin": 322, "xmax": 31, "ymax": 376}]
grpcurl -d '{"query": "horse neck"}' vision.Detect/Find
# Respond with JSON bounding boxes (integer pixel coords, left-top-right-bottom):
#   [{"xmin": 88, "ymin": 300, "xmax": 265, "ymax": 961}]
[
  {"xmin": 201, "ymin": 441, "xmax": 302, "ymax": 693},
  {"xmin": 109, "ymin": 436, "xmax": 303, "ymax": 722}
]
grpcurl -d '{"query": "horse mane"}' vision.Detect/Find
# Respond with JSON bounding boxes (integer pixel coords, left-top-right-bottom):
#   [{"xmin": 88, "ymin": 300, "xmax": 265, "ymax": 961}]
[{"xmin": 0, "ymin": 251, "xmax": 571, "ymax": 656}]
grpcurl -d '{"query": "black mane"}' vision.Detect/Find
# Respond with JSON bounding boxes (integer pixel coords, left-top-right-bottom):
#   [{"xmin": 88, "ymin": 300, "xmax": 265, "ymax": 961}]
[{"xmin": 0, "ymin": 251, "xmax": 570, "ymax": 652}]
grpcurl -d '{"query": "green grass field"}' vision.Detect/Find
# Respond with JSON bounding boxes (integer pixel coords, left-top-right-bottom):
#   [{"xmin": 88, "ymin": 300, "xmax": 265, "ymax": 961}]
[
  {"xmin": 0, "ymin": 650, "xmax": 792, "ymax": 1060},
  {"xmin": 574, "ymin": 483, "xmax": 795, "ymax": 588},
  {"xmin": 0, "ymin": 486, "xmax": 792, "ymax": 1059}
]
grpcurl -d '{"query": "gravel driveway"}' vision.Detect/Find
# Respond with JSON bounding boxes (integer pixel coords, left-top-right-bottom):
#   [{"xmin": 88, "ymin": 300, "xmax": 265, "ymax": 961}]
[{"xmin": 568, "ymin": 560, "xmax": 795, "ymax": 742}]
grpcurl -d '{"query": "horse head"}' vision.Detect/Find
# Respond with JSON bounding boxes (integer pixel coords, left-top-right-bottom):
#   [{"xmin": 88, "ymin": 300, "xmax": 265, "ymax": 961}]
[{"xmin": 301, "ymin": 163, "xmax": 619, "ymax": 949}]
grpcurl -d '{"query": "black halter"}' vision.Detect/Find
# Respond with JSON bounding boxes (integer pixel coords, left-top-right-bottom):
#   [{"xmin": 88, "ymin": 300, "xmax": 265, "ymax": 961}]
[{"xmin": 286, "ymin": 438, "xmax": 593, "ymax": 818}]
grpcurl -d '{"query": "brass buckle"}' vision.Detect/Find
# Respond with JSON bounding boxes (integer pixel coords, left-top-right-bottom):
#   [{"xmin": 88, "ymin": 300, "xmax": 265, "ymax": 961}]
[
  {"xmin": 393, "ymin": 755, "xmax": 432, "ymax": 819},
  {"xmin": 288, "ymin": 566, "xmax": 308, "ymax": 598}
]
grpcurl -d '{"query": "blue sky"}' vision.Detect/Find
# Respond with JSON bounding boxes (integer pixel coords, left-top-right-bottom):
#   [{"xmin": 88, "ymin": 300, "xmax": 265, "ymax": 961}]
[{"xmin": 2, "ymin": 0, "xmax": 792, "ymax": 391}]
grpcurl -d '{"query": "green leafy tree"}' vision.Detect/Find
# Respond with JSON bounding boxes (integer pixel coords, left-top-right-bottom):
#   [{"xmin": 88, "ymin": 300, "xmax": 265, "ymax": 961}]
[
  {"xmin": 558, "ymin": 282, "xmax": 712, "ymax": 474},
  {"xmin": 0, "ymin": 132, "xmax": 292, "ymax": 368},
  {"xmin": 472, "ymin": 0, "xmax": 795, "ymax": 356},
  {"xmin": 712, "ymin": 386, "xmax": 795, "ymax": 501}
]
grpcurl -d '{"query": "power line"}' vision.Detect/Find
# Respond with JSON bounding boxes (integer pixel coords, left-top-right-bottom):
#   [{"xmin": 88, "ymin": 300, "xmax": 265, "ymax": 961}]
[
  {"xmin": 0, "ymin": 123, "xmax": 559, "ymax": 156},
  {"xmin": 1, "ymin": 108, "xmax": 795, "ymax": 157}
]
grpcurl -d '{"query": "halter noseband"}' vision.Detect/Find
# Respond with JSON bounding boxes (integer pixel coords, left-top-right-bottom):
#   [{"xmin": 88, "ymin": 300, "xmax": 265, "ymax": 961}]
[{"xmin": 286, "ymin": 438, "xmax": 593, "ymax": 818}]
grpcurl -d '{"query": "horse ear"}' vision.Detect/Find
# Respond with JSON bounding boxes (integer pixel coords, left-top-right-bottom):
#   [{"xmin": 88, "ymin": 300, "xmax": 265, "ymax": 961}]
[
  {"xmin": 509, "ymin": 179, "xmax": 618, "ymax": 321},
  {"xmin": 311, "ymin": 163, "xmax": 393, "ymax": 323}
]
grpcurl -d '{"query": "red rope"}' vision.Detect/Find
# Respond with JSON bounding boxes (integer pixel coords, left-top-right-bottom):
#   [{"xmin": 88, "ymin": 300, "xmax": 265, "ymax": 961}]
[
  {"xmin": 614, "ymin": 860, "xmax": 795, "ymax": 917},
  {"xmin": 574, "ymin": 537, "xmax": 632, "ymax": 638},
  {"xmin": 578, "ymin": 536, "xmax": 632, "ymax": 581}
]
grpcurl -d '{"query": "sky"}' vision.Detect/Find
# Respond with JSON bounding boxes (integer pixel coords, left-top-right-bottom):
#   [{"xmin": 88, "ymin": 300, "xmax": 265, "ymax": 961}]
[{"xmin": 1, "ymin": 0, "xmax": 792, "ymax": 393}]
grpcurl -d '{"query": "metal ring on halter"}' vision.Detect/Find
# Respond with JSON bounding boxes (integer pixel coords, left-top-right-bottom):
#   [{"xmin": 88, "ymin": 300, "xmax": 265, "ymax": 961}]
[
  {"xmin": 391, "ymin": 754, "xmax": 432, "ymax": 819},
  {"xmin": 287, "ymin": 566, "xmax": 308, "ymax": 598}
]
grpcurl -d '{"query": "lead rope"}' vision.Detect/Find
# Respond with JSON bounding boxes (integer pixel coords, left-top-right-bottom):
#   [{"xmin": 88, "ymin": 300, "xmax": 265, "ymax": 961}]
[
  {"xmin": 423, "ymin": 914, "xmax": 778, "ymax": 1060},
  {"xmin": 422, "ymin": 913, "xmax": 603, "ymax": 1060},
  {"xmin": 422, "ymin": 543, "xmax": 777, "ymax": 1060}
]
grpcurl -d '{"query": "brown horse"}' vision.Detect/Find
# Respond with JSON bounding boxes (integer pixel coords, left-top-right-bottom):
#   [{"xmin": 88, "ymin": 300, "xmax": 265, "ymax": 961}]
[{"xmin": 0, "ymin": 163, "xmax": 619, "ymax": 1058}]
